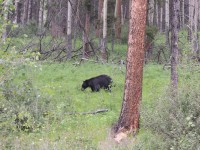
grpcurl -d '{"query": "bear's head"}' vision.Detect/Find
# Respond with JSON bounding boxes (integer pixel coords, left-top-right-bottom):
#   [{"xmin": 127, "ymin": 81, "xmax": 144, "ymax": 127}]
[{"xmin": 81, "ymin": 80, "xmax": 88, "ymax": 91}]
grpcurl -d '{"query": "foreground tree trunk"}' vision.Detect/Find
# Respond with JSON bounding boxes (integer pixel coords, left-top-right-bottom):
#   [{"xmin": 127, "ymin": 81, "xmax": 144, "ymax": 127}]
[
  {"xmin": 114, "ymin": 0, "xmax": 147, "ymax": 142},
  {"xmin": 171, "ymin": 0, "xmax": 180, "ymax": 91}
]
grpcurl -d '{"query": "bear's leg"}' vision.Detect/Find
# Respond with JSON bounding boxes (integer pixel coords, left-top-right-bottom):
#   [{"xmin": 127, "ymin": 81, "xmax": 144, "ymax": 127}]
[{"xmin": 94, "ymin": 84, "xmax": 100, "ymax": 92}]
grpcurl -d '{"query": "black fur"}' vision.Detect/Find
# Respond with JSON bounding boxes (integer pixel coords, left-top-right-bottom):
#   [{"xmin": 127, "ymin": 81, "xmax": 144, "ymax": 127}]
[{"xmin": 81, "ymin": 75, "xmax": 112, "ymax": 92}]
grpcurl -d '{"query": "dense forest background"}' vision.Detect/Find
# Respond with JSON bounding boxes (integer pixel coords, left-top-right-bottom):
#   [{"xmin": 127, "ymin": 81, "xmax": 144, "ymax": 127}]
[
  {"xmin": 1, "ymin": 0, "xmax": 199, "ymax": 62},
  {"xmin": 0, "ymin": 0, "xmax": 200, "ymax": 149}
]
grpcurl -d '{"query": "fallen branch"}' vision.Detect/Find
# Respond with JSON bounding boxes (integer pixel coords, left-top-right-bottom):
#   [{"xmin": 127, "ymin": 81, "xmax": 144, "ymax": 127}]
[{"xmin": 66, "ymin": 109, "xmax": 108, "ymax": 115}]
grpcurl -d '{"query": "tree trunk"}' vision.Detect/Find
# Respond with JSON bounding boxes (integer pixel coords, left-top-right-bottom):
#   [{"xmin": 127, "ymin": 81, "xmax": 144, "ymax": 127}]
[
  {"xmin": 82, "ymin": 0, "xmax": 91, "ymax": 58},
  {"xmin": 171, "ymin": 0, "xmax": 180, "ymax": 91},
  {"xmin": 2, "ymin": 2, "xmax": 9, "ymax": 41},
  {"xmin": 66, "ymin": 0, "xmax": 72, "ymax": 59},
  {"xmin": 153, "ymin": 1, "xmax": 157, "ymax": 26},
  {"xmin": 165, "ymin": 0, "xmax": 170, "ymax": 48},
  {"xmin": 114, "ymin": 0, "xmax": 147, "ymax": 141},
  {"xmin": 96, "ymin": 0, "xmax": 103, "ymax": 39},
  {"xmin": 157, "ymin": 1, "xmax": 161, "ymax": 31},
  {"xmin": 15, "ymin": 0, "xmax": 22, "ymax": 24},
  {"xmin": 192, "ymin": 0, "xmax": 199, "ymax": 55},
  {"xmin": 184, "ymin": 0, "xmax": 189, "ymax": 25},
  {"xmin": 28, "ymin": 0, "xmax": 33, "ymax": 22},
  {"xmin": 23, "ymin": 0, "xmax": 29, "ymax": 25},
  {"xmin": 39, "ymin": 0, "xmax": 45, "ymax": 28},
  {"xmin": 162, "ymin": 1, "xmax": 165, "ymax": 32},
  {"xmin": 73, "ymin": 0, "xmax": 79, "ymax": 50},
  {"xmin": 101, "ymin": 0, "xmax": 108, "ymax": 62},
  {"xmin": 115, "ymin": 0, "xmax": 122, "ymax": 43}
]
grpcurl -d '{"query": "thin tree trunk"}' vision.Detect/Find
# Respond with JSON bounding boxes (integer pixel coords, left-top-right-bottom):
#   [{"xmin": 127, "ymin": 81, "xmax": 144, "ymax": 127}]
[
  {"xmin": 192, "ymin": 0, "xmax": 199, "ymax": 55},
  {"xmin": 162, "ymin": 2, "xmax": 165, "ymax": 32},
  {"xmin": 153, "ymin": 1, "xmax": 157, "ymax": 26},
  {"xmin": 15, "ymin": 0, "xmax": 22, "ymax": 24},
  {"xmin": 66, "ymin": 0, "xmax": 72, "ymax": 59},
  {"xmin": 184, "ymin": 0, "xmax": 189, "ymax": 25},
  {"xmin": 115, "ymin": 0, "xmax": 122, "ymax": 43},
  {"xmin": 96, "ymin": 0, "xmax": 103, "ymax": 37},
  {"xmin": 23, "ymin": 0, "xmax": 29, "ymax": 25},
  {"xmin": 165, "ymin": 0, "xmax": 170, "ymax": 48},
  {"xmin": 101, "ymin": 0, "xmax": 108, "ymax": 62},
  {"xmin": 158, "ymin": 2, "xmax": 161, "ymax": 31},
  {"xmin": 82, "ymin": 0, "xmax": 91, "ymax": 58},
  {"xmin": 171, "ymin": 0, "xmax": 180, "ymax": 91},
  {"xmin": 2, "ymin": 2, "xmax": 9, "ymax": 41},
  {"xmin": 73, "ymin": 0, "xmax": 79, "ymax": 50},
  {"xmin": 114, "ymin": 0, "xmax": 147, "ymax": 142}
]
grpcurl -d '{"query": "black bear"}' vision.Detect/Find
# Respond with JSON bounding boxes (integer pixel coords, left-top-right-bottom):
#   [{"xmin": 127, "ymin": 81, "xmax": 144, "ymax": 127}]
[{"xmin": 81, "ymin": 75, "xmax": 112, "ymax": 92}]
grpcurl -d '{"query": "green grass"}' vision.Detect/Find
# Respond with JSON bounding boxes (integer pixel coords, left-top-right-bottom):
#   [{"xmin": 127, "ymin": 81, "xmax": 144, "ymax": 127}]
[{"xmin": 0, "ymin": 61, "xmax": 171, "ymax": 149}]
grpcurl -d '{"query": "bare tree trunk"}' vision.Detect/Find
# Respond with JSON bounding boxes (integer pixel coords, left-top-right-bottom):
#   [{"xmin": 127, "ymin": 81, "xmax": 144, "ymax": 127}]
[
  {"xmin": 28, "ymin": 0, "xmax": 33, "ymax": 22},
  {"xmin": 157, "ymin": 1, "xmax": 161, "ymax": 31},
  {"xmin": 153, "ymin": 1, "xmax": 157, "ymax": 26},
  {"xmin": 66, "ymin": 0, "xmax": 72, "ymax": 59},
  {"xmin": 184, "ymin": 0, "xmax": 189, "ymax": 25},
  {"xmin": 171, "ymin": 0, "xmax": 180, "ymax": 91},
  {"xmin": 115, "ymin": 0, "xmax": 122, "ymax": 43},
  {"xmin": 82, "ymin": 0, "xmax": 91, "ymax": 58},
  {"xmin": 114, "ymin": 0, "xmax": 147, "ymax": 142},
  {"xmin": 162, "ymin": 1, "xmax": 165, "ymax": 32},
  {"xmin": 192, "ymin": 0, "xmax": 199, "ymax": 55},
  {"xmin": 23, "ymin": 0, "xmax": 29, "ymax": 25},
  {"xmin": 96, "ymin": 0, "xmax": 103, "ymax": 37},
  {"xmin": 2, "ymin": 2, "xmax": 9, "ymax": 41},
  {"xmin": 148, "ymin": 0, "xmax": 154, "ymax": 25},
  {"xmin": 180, "ymin": 0, "xmax": 184, "ymax": 27},
  {"xmin": 73, "ymin": 0, "xmax": 79, "ymax": 50},
  {"xmin": 165, "ymin": 0, "xmax": 170, "ymax": 48},
  {"xmin": 101, "ymin": 0, "xmax": 108, "ymax": 62},
  {"xmin": 188, "ymin": 0, "xmax": 193, "ymax": 42},
  {"xmin": 39, "ymin": 0, "xmax": 45, "ymax": 28},
  {"xmin": 15, "ymin": 0, "xmax": 22, "ymax": 24}
]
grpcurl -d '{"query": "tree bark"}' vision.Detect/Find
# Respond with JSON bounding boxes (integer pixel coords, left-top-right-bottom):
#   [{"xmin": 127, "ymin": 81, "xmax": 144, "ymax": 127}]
[
  {"xmin": 66, "ymin": 0, "xmax": 72, "ymax": 59},
  {"xmin": 165, "ymin": 0, "xmax": 170, "ymax": 48},
  {"xmin": 115, "ymin": 0, "xmax": 122, "ymax": 43},
  {"xmin": 115, "ymin": 0, "xmax": 147, "ymax": 139},
  {"xmin": 192, "ymin": 0, "xmax": 199, "ymax": 55},
  {"xmin": 15, "ymin": 0, "xmax": 22, "ymax": 24},
  {"xmin": 96, "ymin": 0, "xmax": 103, "ymax": 38},
  {"xmin": 101, "ymin": 0, "xmax": 108, "ymax": 62},
  {"xmin": 23, "ymin": 0, "xmax": 29, "ymax": 25},
  {"xmin": 171, "ymin": 0, "xmax": 180, "ymax": 91},
  {"xmin": 82, "ymin": 0, "xmax": 91, "ymax": 58}
]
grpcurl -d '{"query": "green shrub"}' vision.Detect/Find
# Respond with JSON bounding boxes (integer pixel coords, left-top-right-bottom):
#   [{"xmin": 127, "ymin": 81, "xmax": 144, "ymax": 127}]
[
  {"xmin": 0, "ymin": 63, "xmax": 50, "ymax": 135},
  {"xmin": 141, "ymin": 64, "xmax": 200, "ymax": 150}
]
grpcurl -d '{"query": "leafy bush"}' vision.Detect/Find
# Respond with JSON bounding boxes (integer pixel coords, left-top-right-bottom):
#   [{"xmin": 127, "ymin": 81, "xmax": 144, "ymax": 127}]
[
  {"xmin": 141, "ymin": 64, "xmax": 200, "ymax": 150},
  {"xmin": 0, "ymin": 62, "xmax": 50, "ymax": 135}
]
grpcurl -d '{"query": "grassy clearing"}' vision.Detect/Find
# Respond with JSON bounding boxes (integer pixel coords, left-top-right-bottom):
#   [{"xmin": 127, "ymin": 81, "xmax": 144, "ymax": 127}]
[{"xmin": 0, "ymin": 61, "xmax": 170, "ymax": 149}]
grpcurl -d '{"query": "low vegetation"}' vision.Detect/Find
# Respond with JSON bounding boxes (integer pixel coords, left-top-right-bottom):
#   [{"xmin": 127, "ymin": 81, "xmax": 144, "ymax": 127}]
[
  {"xmin": 0, "ymin": 54, "xmax": 172, "ymax": 149},
  {"xmin": 0, "ymin": 29, "xmax": 199, "ymax": 149}
]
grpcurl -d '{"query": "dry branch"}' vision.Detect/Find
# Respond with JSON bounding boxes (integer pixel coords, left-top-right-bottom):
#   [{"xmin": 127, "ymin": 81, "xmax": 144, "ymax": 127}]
[{"xmin": 66, "ymin": 109, "xmax": 108, "ymax": 115}]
